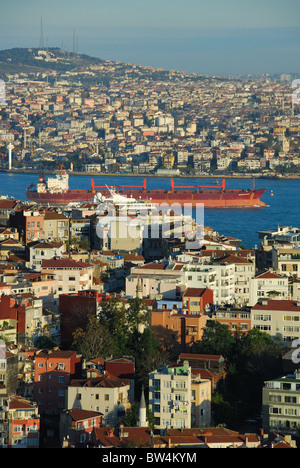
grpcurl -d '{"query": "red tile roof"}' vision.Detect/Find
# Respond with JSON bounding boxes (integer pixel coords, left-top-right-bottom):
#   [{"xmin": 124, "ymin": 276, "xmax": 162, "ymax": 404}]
[
  {"xmin": 252, "ymin": 300, "xmax": 300, "ymax": 312},
  {"xmin": 69, "ymin": 372, "xmax": 129, "ymax": 389},
  {"xmin": 67, "ymin": 408, "xmax": 102, "ymax": 421},
  {"xmin": 183, "ymin": 288, "xmax": 209, "ymax": 297},
  {"xmin": 41, "ymin": 258, "xmax": 92, "ymax": 269},
  {"xmin": 256, "ymin": 271, "xmax": 284, "ymax": 279}
]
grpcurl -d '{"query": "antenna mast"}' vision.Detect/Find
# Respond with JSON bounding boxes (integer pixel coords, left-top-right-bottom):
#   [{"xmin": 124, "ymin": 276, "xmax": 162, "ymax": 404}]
[{"xmin": 39, "ymin": 16, "xmax": 44, "ymax": 49}]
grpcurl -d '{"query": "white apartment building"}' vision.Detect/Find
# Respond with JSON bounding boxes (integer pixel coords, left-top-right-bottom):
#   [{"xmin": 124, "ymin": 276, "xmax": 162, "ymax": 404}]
[
  {"xmin": 182, "ymin": 262, "xmax": 235, "ymax": 306},
  {"xmin": 41, "ymin": 258, "xmax": 94, "ymax": 303},
  {"xmin": 217, "ymin": 254, "xmax": 255, "ymax": 305},
  {"xmin": 149, "ymin": 362, "xmax": 192, "ymax": 431},
  {"xmin": 126, "ymin": 262, "xmax": 182, "ymax": 300},
  {"xmin": 67, "ymin": 374, "xmax": 131, "ymax": 426},
  {"xmin": 29, "ymin": 241, "xmax": 65, "ymax": 270},
  {"xmin": 249, "ymin": 270, "xmax": 289, "ymax": 306},
  {"xmin": 251, "ymin": 300, "xmax": 300, "ymax": 345},
  {"xmin": 126, "ymin": 257, "xmax": 236, "ymax": 304}
]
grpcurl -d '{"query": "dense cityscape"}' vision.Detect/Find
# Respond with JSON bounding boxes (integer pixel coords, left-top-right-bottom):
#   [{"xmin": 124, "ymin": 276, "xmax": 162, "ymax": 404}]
[
  {"xmin": 0, "ymin": 45, "xmax": 299, "ymax": 451},
  {"xmin": 0, "ymin": 48, "xmax": 299, "ymax": 179}
]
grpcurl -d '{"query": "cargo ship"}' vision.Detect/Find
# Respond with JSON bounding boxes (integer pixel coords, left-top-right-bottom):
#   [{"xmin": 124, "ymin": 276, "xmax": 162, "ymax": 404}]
[{"xmin": 26, "ymin": 170, "xmax": 267, "ymax": 208}]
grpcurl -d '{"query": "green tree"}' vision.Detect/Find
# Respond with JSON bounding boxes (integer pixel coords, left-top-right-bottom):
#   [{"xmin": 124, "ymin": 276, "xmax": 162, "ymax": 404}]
[
  {"xmin": 193, "ymin": 320, "xmax": 236, "ymax": 361},
  {"xmin": 72, "ymin": 314, "xmax": 115, "ymax": 360},
  {"xmin": 126, "ymin": 298, "xmax": 150, "ymax": 333},
  {"xmin": 225, "ymin": 328, "xmax": 284, "ymax": 416},
  {"xmin": 34, "ymin": 336, "xmax": 57, "ymax": 349}
]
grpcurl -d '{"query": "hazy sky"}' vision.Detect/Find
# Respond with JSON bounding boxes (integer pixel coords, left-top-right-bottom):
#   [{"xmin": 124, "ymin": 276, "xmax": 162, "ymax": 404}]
[{"xmin": 1, "ymin": 0, "xmax": 300, "ymax": 75}]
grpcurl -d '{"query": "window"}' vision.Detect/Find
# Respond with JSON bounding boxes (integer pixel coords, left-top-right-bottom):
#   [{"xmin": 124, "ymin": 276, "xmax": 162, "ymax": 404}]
[
  {"xmin": 270, "ymin": 407, "xmax": 281, "ymax": 414},
  {"xmin": 269, "ymin": 395, "xmax": 281, "ymax": 402},
  {"xmin": 285, "ymin": 396, "xmax": 297, "ymax": 403},
  {"xmin": 153, "ymin": 379, "xmax": 160, "ymax": 389},
  {"xmin": 175, "ymin": 381, "xmax": 186, "ymax": 389},
  {"xmin": 175, "ymin": 393, "xmax": 185, "ymax": 401},
  {"xmin": 105, "ymin": 394, "xmax": 109, "ymax": 401}
]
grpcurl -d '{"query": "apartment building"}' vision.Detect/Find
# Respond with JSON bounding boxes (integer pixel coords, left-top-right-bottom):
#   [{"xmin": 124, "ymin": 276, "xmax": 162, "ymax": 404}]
[
  {"xmin": 262, "ymin": 370, "xmax": 300, "ymax": 435},
  {"xmin": 218, "ymin": 254, "xmax": 255, "ymax": 305},
  {"xmin": 0, "ymin": 199, "xmax": 18, "ymax": 226},
  {"xmin": 214, "ymin": 305, "xmax": 251, "ymax": 334},
  {"xmin": 251, "ymin": 300, "xmax": 300, "ymax": 345},
  {"xmin": 0, "ymin": 394, "xmax": 8, "ymax": 447},
  {"xmin": 151, "ymin": 308, "xmax": 208, "ymax": 352},
  {"xmin": 183, "ymin": 262, "xmax": 235, "ymax": 306},
  {"xmin": 34, "ymin": 349, "xmax": 82, "ymax": 414},
  {"xmin": 126, "ymin": 262, "xmax": 182, "ymax": 300},
  {"xmin": 10, "ymin": 207, "xmax": 44, "ymax": 243},
  {"xmin": 59, "ymin": 408, "xmax": 102, "ymax": 448},
  {"xmin": 41, "ymin": 257, "xmax": 94, "ymax": 300},
  {"xmin": 190, "ymin": 374, "xmax": 211, "ymax": 428},
  {"xmin": 28, "ymin": 241, "xmax": 65, "ymax": 270},
  {"xmin": 291, "ymin": 278, "xmax": 300, "ymax": 302},
  {"xmin": 249, "ymin": 270, "xmax": 289, "ymax": 306},
  {"xmin": 149, "ymin": 362, "xmax": 192, "ymax": 431},
  {"xmin": 43, "ymin": 210, "xmax": 69, "ymax": 243},
  {"xmin": 182, "ymin": 287, "xmax": 213, "ymax": 315},
  {"xmin": 7, "ymin": 396, "xmax": 40, "ymax": 448},
  {"xmin": 67, "ymin": 373, "xmax": 131, "ymax": 426},
  {"xmin": 0, "ymin": 344, "xmax": 18, "ymax": 396},
  {"xmin": 272, "ymin": 245, "xmax": 300, "ymax": 278},
  {"xmin": 0, "ymin": 294, "xmax": 48, "ymax": 345}
]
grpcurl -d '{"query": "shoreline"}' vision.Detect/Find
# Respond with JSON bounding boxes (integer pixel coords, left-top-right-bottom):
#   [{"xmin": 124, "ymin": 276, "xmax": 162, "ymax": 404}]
[{"xmin": 1, "ymin": 169, "xmax": 299, "ymax": 180}]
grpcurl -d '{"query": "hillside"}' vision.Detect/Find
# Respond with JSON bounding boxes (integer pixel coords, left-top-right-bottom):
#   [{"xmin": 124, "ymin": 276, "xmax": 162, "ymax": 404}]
[
  {"xmin": 0, "ymin": 47, "xmax": 105, "ymax": 74},
  {"xmin": 0, "ymin": 47, "xmax": 218, "ymax": 85}
]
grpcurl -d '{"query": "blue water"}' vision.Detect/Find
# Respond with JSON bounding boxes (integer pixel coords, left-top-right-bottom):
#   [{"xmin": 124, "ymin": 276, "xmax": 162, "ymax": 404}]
[{"xmin": 2, "ymin": 172, "xmax": 300, "ymax": 249}]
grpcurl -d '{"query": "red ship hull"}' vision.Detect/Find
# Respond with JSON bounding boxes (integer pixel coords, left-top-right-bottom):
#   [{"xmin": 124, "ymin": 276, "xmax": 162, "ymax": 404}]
[{"xmin": 26, "ymin": 185, "xmax": 267, "ymax": 208}]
